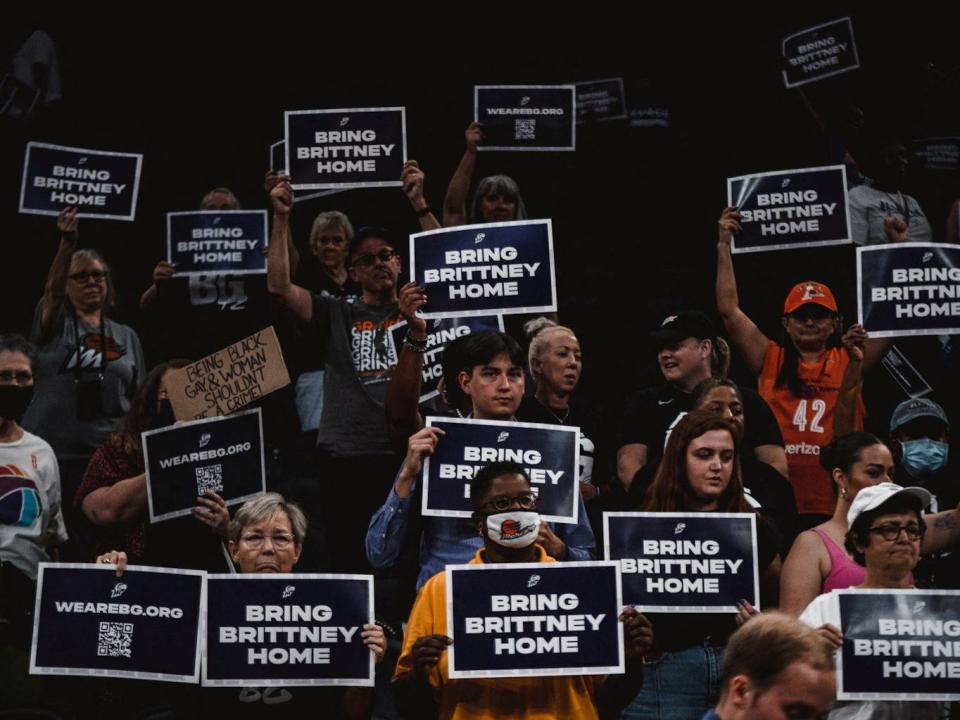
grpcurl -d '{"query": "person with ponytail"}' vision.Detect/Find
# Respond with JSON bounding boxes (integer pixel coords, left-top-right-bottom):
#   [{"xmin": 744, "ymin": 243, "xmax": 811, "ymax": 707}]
[{"xmin": 715, "ymin": 206, "xmax": 891, "ymax": 526}]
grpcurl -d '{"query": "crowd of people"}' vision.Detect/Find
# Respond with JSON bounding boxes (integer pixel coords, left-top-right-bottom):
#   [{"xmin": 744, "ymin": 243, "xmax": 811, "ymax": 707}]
[{"xmin": 2, "ymin": 65, "xmax": 960, "ymax": 720}]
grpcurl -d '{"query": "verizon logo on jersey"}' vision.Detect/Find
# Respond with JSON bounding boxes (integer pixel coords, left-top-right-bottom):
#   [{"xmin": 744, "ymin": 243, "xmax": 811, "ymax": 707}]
[{"xmin": 785, "ymin": 442, "xmax": 821, "ymax": 455}]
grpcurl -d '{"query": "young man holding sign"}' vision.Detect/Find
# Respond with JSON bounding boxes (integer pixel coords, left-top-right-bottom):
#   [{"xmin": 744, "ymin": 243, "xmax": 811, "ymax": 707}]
[
  {"xmin": 392, "ymin": 462, "xmax": 652, "ymax": 719},
  {"xmin": 367, "ymin": 331, "xmax": 596, "ymax": 589}
]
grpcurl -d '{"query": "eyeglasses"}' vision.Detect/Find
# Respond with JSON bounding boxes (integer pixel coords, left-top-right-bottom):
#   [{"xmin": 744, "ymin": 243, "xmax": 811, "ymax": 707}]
[
  {"xmin": 482, "ymin": 492, "xmax": 537, "ymax": 512},
  {"xmin": 0, "ymin": 370, "xmax": 33, "ymax": 385},
  {"xmin": 239, "ymin": 532, "xmax": 295, "ymax": 549},
  {"xmin": 868, "ymin": 523, "xmax": 923, "ymax": 541},
  {"xmin": 789, "ymin": 306, "xmax": 833, "ymax": 322},
  {"xmin": 352, "ymin": 249, "xmax": 397, "ymax": 267},
  {"xmin": 68, "ymin": 270, "xmax": 109, "ymax": 283}
]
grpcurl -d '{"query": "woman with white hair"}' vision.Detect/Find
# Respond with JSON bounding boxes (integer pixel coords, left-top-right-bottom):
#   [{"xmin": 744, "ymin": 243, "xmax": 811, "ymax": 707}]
[{"xmin": 97, "ymin": 492, "xmax": 387, "ymax": 718}]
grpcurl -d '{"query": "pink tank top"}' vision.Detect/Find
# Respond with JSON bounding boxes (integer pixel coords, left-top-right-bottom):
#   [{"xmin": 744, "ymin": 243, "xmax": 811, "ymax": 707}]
[{"xmin": 812, "ymin": 527, "xmax": 866, "ymax": 592}]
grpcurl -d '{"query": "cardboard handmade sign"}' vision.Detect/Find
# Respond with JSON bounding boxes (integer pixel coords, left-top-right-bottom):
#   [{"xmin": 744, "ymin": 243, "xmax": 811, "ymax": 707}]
[{"xmin": 164, "ymin": 327, "xmax": 291, "ymax": 420}]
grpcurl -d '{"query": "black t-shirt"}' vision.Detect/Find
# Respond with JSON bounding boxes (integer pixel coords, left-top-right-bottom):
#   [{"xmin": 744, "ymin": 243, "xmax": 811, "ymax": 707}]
[
  {"xmin": 141, "ymin": 275, "xmax": 273, "ymax": 365},
  {"xmin": 292, "ymin": 258, "xmax": 361, "ymax": 374},
  {"xmin": 515, "ymin": 396, "xmax": 605, "ymax": 486},
  {"xmin": 619, "ymin": 383, "xmax": 784, "ymax": 460}
]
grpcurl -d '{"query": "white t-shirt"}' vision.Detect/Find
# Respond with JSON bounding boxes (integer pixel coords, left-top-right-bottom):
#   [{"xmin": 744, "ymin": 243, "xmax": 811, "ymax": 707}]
[
  {"xmin": 799, "ymin": 591, "xmax": 944, "ymax": 720},
  {"xmin": 0, "ymin": 429, "xmax": 68, "ymax": 580}
]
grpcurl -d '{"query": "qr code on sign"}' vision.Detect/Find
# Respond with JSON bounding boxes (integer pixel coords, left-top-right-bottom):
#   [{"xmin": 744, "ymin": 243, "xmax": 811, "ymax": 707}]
[
  {"xmin": 514, "ymin": 119, "xmax": 536, "ymax": 140},
  {"xmin": 97, "ymin": 622, "xmax": 133, "ymax": 657},
  {"xmin": 195, "ymin": 464, "xmax": 223, "ymax": 495}
]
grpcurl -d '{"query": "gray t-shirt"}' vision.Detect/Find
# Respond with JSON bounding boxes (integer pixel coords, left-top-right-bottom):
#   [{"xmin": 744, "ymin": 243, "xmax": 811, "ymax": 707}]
[
  {"xmin": 311, "ymin": 294, "xmax": 401, "ymax": 456},
  {"xmin": 847, "ymin": 185, "xmax": 932, "ymax": 246},
  {"xmin": 22, "ymin": 306, "xmax": 144, "ymax": 458}
]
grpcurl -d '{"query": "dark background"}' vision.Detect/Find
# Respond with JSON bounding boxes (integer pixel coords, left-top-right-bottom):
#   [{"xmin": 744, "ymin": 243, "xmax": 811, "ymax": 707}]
[{"xmin": 4, "ymin": 12, "xmax": 960, "ymax": 409}]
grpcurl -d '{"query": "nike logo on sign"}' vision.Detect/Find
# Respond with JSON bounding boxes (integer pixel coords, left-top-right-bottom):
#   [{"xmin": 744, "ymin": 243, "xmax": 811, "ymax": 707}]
[{"xmin": 658, "ymin": 400, "xmax": 673, "ymax": 406}]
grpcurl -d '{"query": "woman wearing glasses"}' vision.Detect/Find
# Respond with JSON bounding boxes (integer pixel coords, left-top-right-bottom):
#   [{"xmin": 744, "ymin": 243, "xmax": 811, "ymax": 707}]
[
  {"xmin": 799, "ymin": 482, "xmax": 945, "ymax": 719},
  {"xmin": 22, "ymin": 207, "xmax": 144, "ymax": 559},
  {"xmin": 622, "ymin": 408, "xmax": 783, "ymax": 720},
  {"xmin": 96, "ymin": 493, "xmax": 386, "ymax": 718}
]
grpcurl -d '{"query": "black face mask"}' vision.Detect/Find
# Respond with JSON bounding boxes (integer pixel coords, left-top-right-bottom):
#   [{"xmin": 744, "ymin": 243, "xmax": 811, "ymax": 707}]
[
  {"xmin": 0, "ymin": 385, "xmax": 34, "ymax": 422},
  {"xmin": 155, "ymin": 398, "xmax": 177, "ymax": 429}
]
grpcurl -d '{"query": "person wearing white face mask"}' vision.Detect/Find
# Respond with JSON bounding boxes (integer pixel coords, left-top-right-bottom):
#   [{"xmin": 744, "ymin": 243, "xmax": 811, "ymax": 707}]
[{"xmin": 392, "ymin": 461, "xmax": 653, "ymax": 720}]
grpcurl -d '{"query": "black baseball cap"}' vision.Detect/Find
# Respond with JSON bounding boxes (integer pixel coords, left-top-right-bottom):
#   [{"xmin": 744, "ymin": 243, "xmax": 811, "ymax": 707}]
[{"xmin": 651, "ymin": 311, "xmax": 717, "ymax": 347}]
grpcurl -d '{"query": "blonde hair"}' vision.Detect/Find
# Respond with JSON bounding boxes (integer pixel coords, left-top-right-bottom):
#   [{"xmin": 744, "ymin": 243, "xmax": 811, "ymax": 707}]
[{"xmin": 524, "ymin": 318, "xmax": 577, "ymax": 386}]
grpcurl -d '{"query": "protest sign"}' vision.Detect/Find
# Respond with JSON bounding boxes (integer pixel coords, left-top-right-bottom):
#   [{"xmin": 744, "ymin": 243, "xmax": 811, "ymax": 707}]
[
  {"xmin": 575, "ymin": 78, "xmax": 627, "ymax": 123},
  {"xmin": 389, "ymin": 314, "xmax": 504, "ymax": 402},
  {"xmin": 166, "ymin": 210, "xmax": 268, "ymax": 276},
  {"xmin": 270, "ymin": 138, "xmax": 340, "ymax": 203},
  {"xmin": 857, "ymin": 243, "xmax": 960, "ymax": 338},
  {"xmin": 270, "ymin": 140, "xmax": 286, "ymax": 174},
  {"xmin": 285, "ymin": 107, "xmax": 406, "ymax": 190},
  {"xmin": 19, "ymin": 141, "xmax": 143, "ymax": 220},
  {"xmin": 881, "ymin": 345, "xmax": 932, "ymax": 398},
  {"xmin": 781, "ymin": 17, "xmax": 859, "ymax": 88},
  {"xmin": 30, "ymin": 563, "xmax": 204, "ymax": 682},
  {"xmin": 410, "ymin": 220, "xmax": 556, "ymax": 319},
  {"xmin": 912, "ymin": 137, "xmax": 960, "ymax": 173},
  {"xmin": 604, "ymin": 512, "xmax": 759, "ymax": 611},
  {"xmin": 727, "ymin": 165, "xmax": 850, "ymax": 252},
  {"xmin": 474, "ymin": 85, "xmax": 576, "ymax": 151},
  {"xmin": 204, "ymin": 575, "xmax": 374, "ymax": 686},
  {"xmin": 446, "ymin": 561, "xmax": 623, "ymax": 678},
  {"xmin": 422, "ymin": 417, "xmax": 579, "ymax": 523},
  {"xmin": 142, "ymin": 408, "xmax": 265, "ymax": 522},
  {"xmin": 836, "ymin": 589, "xmax": 960, "ymax": 701},
  {"xmin": 164, "ymin": 326, "xmax": 291, "ymax": 420}
]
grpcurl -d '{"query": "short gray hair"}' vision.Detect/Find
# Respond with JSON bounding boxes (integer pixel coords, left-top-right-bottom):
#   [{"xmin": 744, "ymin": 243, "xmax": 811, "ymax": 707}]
[
  {"xmin": 228, "ymin": 492, "xmax": 307, "ymax": 545},
  {"xmin": 309, "ymin": 210, "xmax": 354, "ymax": 247}
]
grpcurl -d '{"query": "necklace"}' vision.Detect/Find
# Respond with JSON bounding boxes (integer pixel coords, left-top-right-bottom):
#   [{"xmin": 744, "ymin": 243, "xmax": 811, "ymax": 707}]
[{"xmin": 547, "ymin": 405, "xmax": 571, "ymax": 424}]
